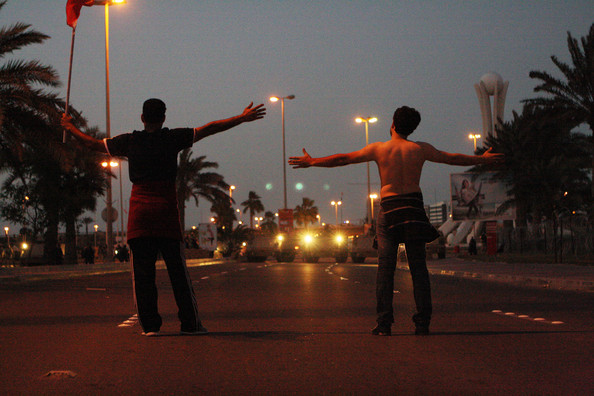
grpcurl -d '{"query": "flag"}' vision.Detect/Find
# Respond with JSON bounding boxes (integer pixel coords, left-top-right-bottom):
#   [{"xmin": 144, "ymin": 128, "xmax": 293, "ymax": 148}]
[{"xmin": 66, "ymin": 0, "xmax": 94, "ymax": 28}]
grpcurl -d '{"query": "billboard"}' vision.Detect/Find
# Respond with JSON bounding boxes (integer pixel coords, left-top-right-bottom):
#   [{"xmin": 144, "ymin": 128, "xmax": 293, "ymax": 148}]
[
  {"xmin": 450, "ymin": 172, "xmax": 515, "ymax": 221},
  {"xmin": 277, "ymin": 209, "xmax": 294, "ymax": 233},
  {"xmin": 198, "ymin": 223, "xmax": 217, "ymax": 251}
]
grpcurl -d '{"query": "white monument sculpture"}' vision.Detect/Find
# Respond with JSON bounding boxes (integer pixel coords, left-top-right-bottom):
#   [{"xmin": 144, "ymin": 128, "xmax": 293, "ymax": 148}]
[{"xmin": 474, "ymin": 72, "xmax": 509, "ymax": 137}]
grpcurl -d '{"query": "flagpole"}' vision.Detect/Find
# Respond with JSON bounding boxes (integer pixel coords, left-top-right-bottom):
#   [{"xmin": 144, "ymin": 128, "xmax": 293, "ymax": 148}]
[{"xmin": 63, "ymin": 26, "xmax": 77, "ymax": 143}]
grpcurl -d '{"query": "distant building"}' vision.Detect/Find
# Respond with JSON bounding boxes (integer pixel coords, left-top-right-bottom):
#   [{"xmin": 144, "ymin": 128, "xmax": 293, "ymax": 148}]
[{"xmin": 426, "ymin": 202, "xmax": 448, "ymax": 226}]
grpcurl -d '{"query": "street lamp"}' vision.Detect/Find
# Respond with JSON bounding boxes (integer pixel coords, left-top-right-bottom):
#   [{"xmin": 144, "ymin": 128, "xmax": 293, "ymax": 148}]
[
  {"xmin": 355, "ymin": 116, "xmax": 377, "ymax": 222},
  {"xmin": 93, "ymin": 224, "xmax": 98, "ymax": 248},
  {"xmin": 270, "ymin": 95, "xmax": 295, "ymax": 209},
  {"xmin": 468, "ymin": 133, "xmax": 481, "ymax": 151},
  {"xmin": 331, "ymin": 200, "xmax": 342, "ymax": 225},
  {"xmin": 4, "ymin": 226, "xmax": 9, "ymax": 247},
  {"xmin": 102, "ymin": 160, "xmax": 124, "ymax": 242},
  {"xmin": 369, "ymin": 193, "xmax": 378, "ymax": 222},
  {"xmin": 91, "ymin": 0, "xmax": 125, "ymax": 260}
]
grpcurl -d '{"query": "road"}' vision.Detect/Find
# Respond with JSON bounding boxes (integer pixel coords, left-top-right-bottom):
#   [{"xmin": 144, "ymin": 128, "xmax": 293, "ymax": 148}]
[{"xmin": 1, "ymin": 259, "xmax": 592, "ymax": 395}]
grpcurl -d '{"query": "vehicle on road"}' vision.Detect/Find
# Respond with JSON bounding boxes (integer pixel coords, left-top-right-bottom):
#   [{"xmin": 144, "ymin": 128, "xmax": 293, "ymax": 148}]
[
  {"xmin": 244, "ymin": 232, "xmax": 299, "ymax": 262},
  {"xmin": 300, "ymin": 227, "xmax": 349, "ymax": 263}
]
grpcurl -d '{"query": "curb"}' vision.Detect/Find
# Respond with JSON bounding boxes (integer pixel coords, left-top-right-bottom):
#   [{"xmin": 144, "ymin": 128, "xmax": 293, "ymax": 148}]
[
  {"xmin": 0, "ymin": 258, "xmax": 228, "ymax": 283},
  {"xmin": 396, "ymin": 264, "xmax": 594, "ymax": 292}
]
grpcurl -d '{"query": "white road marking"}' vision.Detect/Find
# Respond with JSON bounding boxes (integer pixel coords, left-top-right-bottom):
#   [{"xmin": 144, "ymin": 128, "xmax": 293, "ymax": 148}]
[{"xmin": 491, "ymin": 310, "xmax": 565, "ymax": 325}]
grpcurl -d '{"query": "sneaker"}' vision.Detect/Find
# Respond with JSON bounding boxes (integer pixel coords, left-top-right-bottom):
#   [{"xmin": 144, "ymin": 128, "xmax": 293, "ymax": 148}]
[
  {"xmin": 371, "ymin": 324, "xmax": 391, "ymax": 336},
  {"xmin": 180, "ymin": 325, "xmax": 208, "ymax": 335},
  {"xmin": 141, "ymin": 331, "xmax": 160, "ymax": 337}
]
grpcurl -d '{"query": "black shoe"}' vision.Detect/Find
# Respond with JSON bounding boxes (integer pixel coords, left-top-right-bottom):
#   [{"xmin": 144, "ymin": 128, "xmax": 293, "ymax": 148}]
[
  {"xmin": 371, "ymin": 324, "xmax": 391, "ymax": 336},
  {"xmin": 415, "ymin": 326, "xmax": 430, "ymax": 336}
]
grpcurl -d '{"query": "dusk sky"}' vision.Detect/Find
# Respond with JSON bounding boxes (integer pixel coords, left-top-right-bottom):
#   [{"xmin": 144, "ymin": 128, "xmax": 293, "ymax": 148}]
[{"xmin": 3, "ymin": 1, "xmax": 594, "ymax": 231}]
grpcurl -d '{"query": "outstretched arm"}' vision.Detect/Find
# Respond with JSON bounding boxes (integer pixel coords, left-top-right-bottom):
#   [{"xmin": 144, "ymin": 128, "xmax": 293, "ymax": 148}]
[
  {"xmin": 61, "ymin": 114, "xmax": 107, "ymax": 153},
  {"xmin": 193, "ymin": 102, "xmax": 266, "ymax": 143},
  {"xmin": 421, "ymin": 143, "xmax": 504, "ymax": 166},
  {"xmin": 289, "ymin": 146, "xmax": 374, "ymax": 168}
]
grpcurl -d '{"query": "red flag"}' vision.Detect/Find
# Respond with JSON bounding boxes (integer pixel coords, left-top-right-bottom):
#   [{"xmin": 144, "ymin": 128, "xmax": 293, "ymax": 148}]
[{"xmin": 66, "ymin": 0, "xmax": 94, "ymax": 28}]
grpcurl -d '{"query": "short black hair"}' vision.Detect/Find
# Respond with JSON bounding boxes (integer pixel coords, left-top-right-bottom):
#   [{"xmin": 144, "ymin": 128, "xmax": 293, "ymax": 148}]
[
  {"xmin": 392, "ymin": 106, "xmax": 421, "ymax": 136},
  {"xmin": 142, "ymin": 98, "xmax": 166, "ymax": 124}
]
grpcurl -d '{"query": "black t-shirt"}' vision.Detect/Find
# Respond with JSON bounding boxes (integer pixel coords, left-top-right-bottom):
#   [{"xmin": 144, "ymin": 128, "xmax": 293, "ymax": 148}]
[{"xmin": 105, "ymin": 128, "xmax": 194, "ymax": 183}]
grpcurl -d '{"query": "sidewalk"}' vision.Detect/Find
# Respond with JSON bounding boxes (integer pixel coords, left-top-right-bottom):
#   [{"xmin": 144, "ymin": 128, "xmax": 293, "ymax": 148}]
[
  {"xmin": 0, "ymin": 258, "xmax": 228, "ymax": 283},
  {"xmin": 400, "ymin": 257, "xmax": 594, "ymax": 292}
]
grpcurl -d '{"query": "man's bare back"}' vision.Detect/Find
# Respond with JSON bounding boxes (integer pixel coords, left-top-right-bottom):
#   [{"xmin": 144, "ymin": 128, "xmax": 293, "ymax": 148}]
[{"xmin": 289, "ymin": 124, "xmax": 502, "ymax": 199}]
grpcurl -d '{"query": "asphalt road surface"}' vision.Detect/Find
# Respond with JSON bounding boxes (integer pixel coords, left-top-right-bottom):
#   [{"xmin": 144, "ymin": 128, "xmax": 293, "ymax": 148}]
[{"xmin": 1, "ymin": 259, "xmax": 592, "ymax": 395}]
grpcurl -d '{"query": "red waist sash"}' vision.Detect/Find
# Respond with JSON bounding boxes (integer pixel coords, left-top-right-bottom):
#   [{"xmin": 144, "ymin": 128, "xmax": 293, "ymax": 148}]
[{"xmin": 128, "ymin": 181, "xmax": 183, "ymax": 241}]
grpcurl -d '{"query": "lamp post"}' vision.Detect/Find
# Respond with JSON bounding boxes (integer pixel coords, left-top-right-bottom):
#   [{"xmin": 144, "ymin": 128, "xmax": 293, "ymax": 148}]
[
  {"xmin": 229, "ymin": 185, "xmax": 235, "ymax": 201},
  {"xmin": 270, "ymin": 95, "xmax": 295, "ymax": 209},
  {"xmin": 4, "ymin": 226, "xmax": 9, "ymax": 248},
  {"xmin": 468, "ymin": 133, "xmax": 481, "ymax": 151},
  {"xmin": 92, "ymin": 0, "xmax": 125, "ymax": 260},
  {"xmin": 331, "ymin": 200, "xmax": 342, "ymax": 225},
  {"xmin": 355, "ymin": 116, "xmax": 377, "ymax": 222},
  {"xmin": 369, "ymin": 193, "xmax": 378, "ymax": 222},
  {"xmin": 102, "ymin": 160, "xmax": 124, "ymax": 242}
]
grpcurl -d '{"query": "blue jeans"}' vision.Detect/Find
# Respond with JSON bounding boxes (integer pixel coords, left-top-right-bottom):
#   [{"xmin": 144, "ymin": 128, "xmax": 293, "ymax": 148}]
[{"xmin": 376, "ymin": 206, "xmax": 432, "ymax": 327}]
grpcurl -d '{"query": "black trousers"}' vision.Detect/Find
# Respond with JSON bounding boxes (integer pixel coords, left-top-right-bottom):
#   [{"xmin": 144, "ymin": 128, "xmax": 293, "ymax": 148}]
[
  {"xmin": 376, "ymin": 209, "xmax": 432, "ymax": 328},
  {"xmin": 129, "ymin": 237, "xmax": 201, "ymax": 332}
]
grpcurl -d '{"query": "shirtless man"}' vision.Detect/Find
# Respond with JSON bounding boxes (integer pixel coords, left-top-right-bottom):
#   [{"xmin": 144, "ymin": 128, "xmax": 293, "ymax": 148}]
[{"xmin": 289, "ymin": 106, "xmax": 503, "ymax": 336}]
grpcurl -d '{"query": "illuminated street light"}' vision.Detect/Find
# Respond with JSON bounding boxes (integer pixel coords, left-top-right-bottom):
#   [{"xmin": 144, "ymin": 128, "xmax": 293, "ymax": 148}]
[
  {"xmin": 331, "ymin": 200, "xmax": 342, "ymax": 225},
  {"xmin": 90, "ymin": 0, "xmax": 125, "ymax": 260},
  {"xmin": 468, "ymin": 133, "xmax": 481, "ymax": 151},
  {"xmin": 355, "ymin": 116, "xmax": 377, "ymax": 222},
  {"xmin": 369, "ymin": 193, "xmax": 378, "ymax": 222},
  {"xmin": 270, "ymin": 95, "xmax": 295, "ymax": 209},
  {"xmin": 102, "ymin": 160, "xmax": 125, "ymax": 242},
  {"xmin": 4, "ymin": 226, "xmax": 9, "ymax": 247}
]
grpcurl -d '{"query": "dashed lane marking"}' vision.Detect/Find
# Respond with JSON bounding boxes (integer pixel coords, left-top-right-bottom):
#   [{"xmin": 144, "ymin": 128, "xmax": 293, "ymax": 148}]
[
  {"xmin": 118, "ymin": 314, "xmax": 138, "ymax": 328},
  {"xmin": 491, "ymin": 310, "xmax": 565, "ymax": 325}
]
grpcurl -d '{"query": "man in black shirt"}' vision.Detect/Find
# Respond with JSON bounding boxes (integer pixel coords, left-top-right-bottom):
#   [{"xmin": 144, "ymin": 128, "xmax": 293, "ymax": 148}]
[{"xmin": 62, "ymin": 99, "xmax": 265, "ymax": 336}]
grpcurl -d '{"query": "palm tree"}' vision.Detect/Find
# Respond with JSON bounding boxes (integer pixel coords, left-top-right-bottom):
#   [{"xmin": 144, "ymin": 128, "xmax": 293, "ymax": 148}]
[
  {"xmin": 523, "ymin": 23, "xmax": 594, "ymax": 216},
  {"xmin": 241, "ymin": 191, "xmax": 264, "ymax": 229},
  {"xmin": 479, "ymin": 105, "xmax": 590, "ymax": 257},
  {"xmin": 0, "ymin": 0, "xmax": 60, "ymax": 168},
  {"xmin": 0, "ymin": 4, "xmax": 107, "ymax": 264},
  {"xmin": 176, "ymin": 149, "xmax": 229, "ymax": 232},
  {"xmin": 294, "ymin": 197, "xmax": 318, "ymax": 228},
  {"xmin": 260, "ymin": 211, "xmax": 278, "ymax": 235},
  {"xmin": 210, "ymin": 194, "xmax": 236, "ymax": 231}
]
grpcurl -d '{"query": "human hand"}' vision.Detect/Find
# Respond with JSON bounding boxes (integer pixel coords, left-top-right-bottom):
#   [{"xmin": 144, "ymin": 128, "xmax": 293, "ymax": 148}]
[
  {"xmin": 481, "ymin": 147, "xmax": 504, "ymax": 164},
  {"xmin": 289, "ymin": 148, "xmax": 314, "ymax": 168},
  {"xmin": 61, "ymin": 113, "xmax": 74, "ymax": 131},
  {"xmin": 240, "ymin": 102, "xmax": 266, "ymax": 122}
]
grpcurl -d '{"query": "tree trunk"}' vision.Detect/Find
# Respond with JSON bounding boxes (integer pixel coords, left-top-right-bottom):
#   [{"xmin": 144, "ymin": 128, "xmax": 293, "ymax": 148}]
[
  {"xmin": 43, "ymin": 208, "xmax": 60, "ymax": 265},
  {"xmin": 177, "ymin": 194, "xmax": 186, "ymax": 235},
  {"xmin": 64, "ymin": 214, "xmax": 78, "ymax": 265}
]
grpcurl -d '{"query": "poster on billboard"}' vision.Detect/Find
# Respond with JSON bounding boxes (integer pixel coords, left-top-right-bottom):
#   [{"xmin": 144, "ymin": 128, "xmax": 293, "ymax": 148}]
[
  {"xmin": 450, "ymin": 172, "xmax": 515, "ymax": 221},
  {"xmin": 278, "ymin": 209, "xmax": 294, "ymax": 233},
  {"xmin": 198, "ymin": 223, "xmax": 217, "ymax": 251}
]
